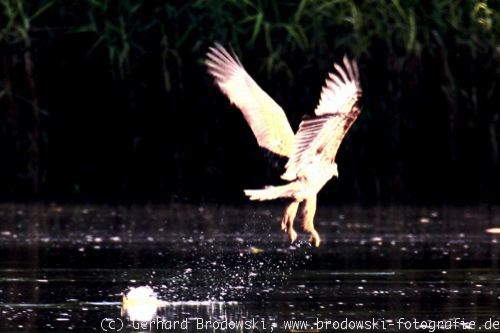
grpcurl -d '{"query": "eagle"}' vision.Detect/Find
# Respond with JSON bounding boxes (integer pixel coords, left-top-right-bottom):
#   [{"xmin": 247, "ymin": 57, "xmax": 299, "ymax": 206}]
[{"xmin": 206, "ymin": 44, "xmax": 361, "ymax": 247}]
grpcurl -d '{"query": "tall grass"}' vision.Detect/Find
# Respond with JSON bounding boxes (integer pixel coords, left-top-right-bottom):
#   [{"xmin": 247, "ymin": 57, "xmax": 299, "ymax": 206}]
[
  {"xmin": 0, "ymin": 0, "xmax": 53, "ymax": 193},
  {"xmin": 0, "ymin": 0, "xmax": 498, "ymax": 200}
]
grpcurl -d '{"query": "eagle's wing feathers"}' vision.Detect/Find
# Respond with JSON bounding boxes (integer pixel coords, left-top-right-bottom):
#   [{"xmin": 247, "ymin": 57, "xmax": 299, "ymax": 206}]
[
  {"xmin": 315, "ymin": 55, "xmax": 361, "ymax": 117},
  {"xmin": 206, "ymin": 44, "xmax": 295, "ymax": 157},
  {"xmin": 282, "ymin": 114, "xmax": 341, "ymax": 180},
  {"xmin": 282, "ymin": 57, "xmax": 361, "ymax": 181}
]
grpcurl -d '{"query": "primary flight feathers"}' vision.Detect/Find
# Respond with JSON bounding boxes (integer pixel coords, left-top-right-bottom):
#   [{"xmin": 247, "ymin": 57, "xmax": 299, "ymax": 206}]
[{"xmin": 205, "ymin": 44, "xmax": 295, "ymax": 157}]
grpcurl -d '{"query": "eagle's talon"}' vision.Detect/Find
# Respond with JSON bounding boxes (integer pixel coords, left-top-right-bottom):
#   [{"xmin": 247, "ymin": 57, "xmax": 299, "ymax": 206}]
[
  {"xmin": 308, "ymin": 230, "xmax": 321, "ymax": 247},
  {"xmin": 288, "ymin": 228, "xmax": 298, "ymax": 243}
]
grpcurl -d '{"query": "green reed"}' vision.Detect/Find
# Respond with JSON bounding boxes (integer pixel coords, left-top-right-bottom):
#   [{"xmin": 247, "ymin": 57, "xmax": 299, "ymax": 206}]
[
  {"xmin": 0, "ymin": 0, "xmax": 498, "ymax": 196},
  {"xmin": 0, "ymin": 0, "xmax": 53, "ymax": 193}
]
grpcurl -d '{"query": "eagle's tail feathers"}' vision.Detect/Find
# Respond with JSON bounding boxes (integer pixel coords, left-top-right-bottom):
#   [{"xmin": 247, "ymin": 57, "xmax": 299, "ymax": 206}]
[{"xmin": 244, "ymin": 183, "xmax": 297, "ymax": 201}]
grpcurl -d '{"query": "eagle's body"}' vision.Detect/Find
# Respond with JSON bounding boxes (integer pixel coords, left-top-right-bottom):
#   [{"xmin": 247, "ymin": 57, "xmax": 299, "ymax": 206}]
[{"xmin": 206, "ymin": 44, "xmax": 361, "ymax": 247}]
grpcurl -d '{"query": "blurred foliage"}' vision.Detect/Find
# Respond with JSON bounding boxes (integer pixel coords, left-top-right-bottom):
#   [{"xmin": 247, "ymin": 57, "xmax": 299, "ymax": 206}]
[{"xmin": 0, "ymin": 0, "xmax": 498, "ymax": 203}]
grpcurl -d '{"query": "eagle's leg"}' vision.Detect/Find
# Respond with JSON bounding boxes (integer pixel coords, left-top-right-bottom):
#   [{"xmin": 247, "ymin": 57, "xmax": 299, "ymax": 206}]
[
  {"xmin": 281, "ymin": 200, "xmax": 299, "ymax": 243},
  {"xmin": 302, "ymin": 196, "xmax": 320, "ymax": 247}
]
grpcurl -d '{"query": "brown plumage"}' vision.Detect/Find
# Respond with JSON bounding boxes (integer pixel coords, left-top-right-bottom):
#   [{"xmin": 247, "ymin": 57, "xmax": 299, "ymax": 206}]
[{"xmin": 206, "ymin": 43, "xmax": 362, "ymax": 247}]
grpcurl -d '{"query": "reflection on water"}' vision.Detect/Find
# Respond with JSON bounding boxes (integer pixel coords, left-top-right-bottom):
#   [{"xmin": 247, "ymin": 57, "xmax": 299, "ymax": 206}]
[{"xmin": 0, "ymin": 204, "xmax": 500, "ymax": 332}]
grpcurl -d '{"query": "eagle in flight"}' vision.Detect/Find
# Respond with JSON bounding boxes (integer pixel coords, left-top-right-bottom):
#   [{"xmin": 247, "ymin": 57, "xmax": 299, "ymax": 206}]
[{"xmin": 206, "ymin": 44, "xmax": 361, "ymax": 247}]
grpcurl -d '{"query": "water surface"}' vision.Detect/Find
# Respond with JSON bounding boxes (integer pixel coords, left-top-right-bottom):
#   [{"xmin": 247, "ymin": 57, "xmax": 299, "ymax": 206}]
[{"xmin": 1, "ymin": 204, "xmax": 500, "ymax": 332}]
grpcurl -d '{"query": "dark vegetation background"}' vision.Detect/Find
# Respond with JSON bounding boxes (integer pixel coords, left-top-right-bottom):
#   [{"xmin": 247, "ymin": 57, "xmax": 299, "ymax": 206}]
[{"xmin": 0, "ymin": 0, "xmax": 498, "ymax": 205}]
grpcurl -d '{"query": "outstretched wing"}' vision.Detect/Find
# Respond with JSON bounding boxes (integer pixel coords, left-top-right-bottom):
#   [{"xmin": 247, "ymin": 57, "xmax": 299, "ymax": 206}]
[
  {"xmin": 282, "ymin": 57, "xmax": 361, "ymax": 181},
  {"xmin": 206, "ymin": 43, "xmax": 295, "ymax": 157}
]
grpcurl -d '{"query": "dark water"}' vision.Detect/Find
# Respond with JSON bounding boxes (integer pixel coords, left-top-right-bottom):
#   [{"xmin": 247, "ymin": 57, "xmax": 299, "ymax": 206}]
[{"xmin": 1, "ymin": 204, "xmax": 500, "ymax": 332}]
